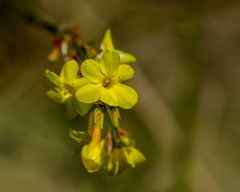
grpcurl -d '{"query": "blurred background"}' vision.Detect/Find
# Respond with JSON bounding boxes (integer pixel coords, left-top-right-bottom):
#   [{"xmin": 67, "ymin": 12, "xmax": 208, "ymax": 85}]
[{"xmin": 0, "ymin": 0, "xmax": 240, "ymax": 191}]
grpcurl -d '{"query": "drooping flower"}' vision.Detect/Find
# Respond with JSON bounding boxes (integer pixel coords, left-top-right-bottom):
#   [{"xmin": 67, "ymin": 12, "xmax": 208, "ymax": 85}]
[
  {"xmin": 105, "ymin": 126, "xmax": 145, "ymax": 175},
  {"xmin": 81, "ymin": 139, "xmax": 105, "ymax": 173},
  {"xmin": 106, "ymin": 148, "xmax": 128, "ymax": 176},
  {"xmin": 106, "ymin": 146, "xmax": 145, "ymax": 175},
  {"xmin": 44, "ymin": 60, "xmax": 92, "ymax": 119},
  {"xmin": 81, "ymin": 124, "xmax": 105, "ymax": 172},
  {"xmin": 99, "ymin": 29, "xmax": 136, "ymax": 64},
  {"xmin": 122, "ymin": 147, "xmax": 146, "ymax": 168},
  {"xmin": 76, "ymin": 51, "xmax": 138, "ymax": 109}
]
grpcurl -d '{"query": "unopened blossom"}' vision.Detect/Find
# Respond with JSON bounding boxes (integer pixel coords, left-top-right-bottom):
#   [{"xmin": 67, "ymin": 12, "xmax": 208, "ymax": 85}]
[
  {"xmin": 81, "ymin": 125, "xmax": 105, "ymax": 172},
  {"xmin": 122, "ymin": 147, "xmax": 146, "ymax": 168},
  {"xmin": 106, "ymin": 148, "xmax": 127, "ymax": 176},
  {"xmin": 106, "ymin": 146, "xmax": 145, "ymax": 175}
]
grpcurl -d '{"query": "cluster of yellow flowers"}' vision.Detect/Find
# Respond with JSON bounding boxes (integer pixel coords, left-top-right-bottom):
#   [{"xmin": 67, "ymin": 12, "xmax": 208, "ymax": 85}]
[
  {"xmin": 71, "ymin": 106, "xmax": 145, "ymax": 175},
  {"xmin": 45, "ymin": 29, "xmax": 145, "ymax": 175}
]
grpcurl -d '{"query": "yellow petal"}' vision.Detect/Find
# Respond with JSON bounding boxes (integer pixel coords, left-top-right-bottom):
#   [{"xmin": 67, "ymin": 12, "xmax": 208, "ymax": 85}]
[
  {"xmin": 100, "ymin": 87, "xmax": 118, "ymax": 107},
  {"xmin": 100, "ymin": 29, "xmax": 115, "ymax": 51},
  {"xmin": 123, "ymin": 147, "xmax": 146, "ymax": 168},
  {"xmin": 100, "ymin": 51, "xmax": 120, "ymax": 76},
  {"xmin": 81, "ymin": 140, "xmax": 105, "ymax": 173},
  {"xmin": 118, "ymin": 64, "xmax": 134, "ymax": 82},
  {"xmin": 75, "ymin": 83, "xmax": 102, "ymax": 104},
  {"xmin": 44, "ymin": 69, "xmax": 62, "ymax": 86},
  {"xmin": 112, "ymin": 84, "xmax": 138, "ymax": 109},
  {"xmin": 116, "ymin": 50, "xmax": 136, "ymax": 64},
  {"xmin": 46, "ymin": 88, "xmax": 70, "ymax": 103},
  {"xmin": 81, "ymin": 59, "xmax": 104, "ymax": 83},
  {"xmin": 60, "ymin": 60, "xmax": 79, "ymax": 84}
]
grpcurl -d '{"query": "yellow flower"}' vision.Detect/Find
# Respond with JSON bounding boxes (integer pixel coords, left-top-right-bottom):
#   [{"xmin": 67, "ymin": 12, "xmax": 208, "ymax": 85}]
[
  {"xmin": 100, "ymin": 29, "xmax": 136, "ymax": 64},
  {"xmin": 81, "ymin": 125, "xmax": 105, "ymax": 173},
  {"xmin": 106, "ymin": 146, "xmax": 146, "ymax": 175},
  {"xmin": 44, "ymin": 60, "xmax": 92, "ymax": 119},
  {"xmin": 81, "ymin": 139, "xmax": 105, "ymax": 173},
  {"xmin": 106, "ymin": 148, "xmax": 127, "ymax": 176},
  {"xmin": 76, "ymin": 51, "xmax": 138, "ymax": 109},
  {"xmin": 122, "ymin": 147, "xmax": 146, "ymax": 168}
]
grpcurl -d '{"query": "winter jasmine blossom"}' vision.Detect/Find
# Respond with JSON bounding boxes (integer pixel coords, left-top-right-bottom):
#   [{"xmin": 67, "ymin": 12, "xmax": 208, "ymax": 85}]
[
  {"xmin": 76, "ymin": 51, "xmax": 138, "ymax": 109},
  {"xmin": 44, "ymin": 60, "xmax": 92, "ymax": 119},
  {"xmin": 106, "ymin": 146, "xmax": 146, "ymax": 175},
  {"xmin": 100, "ymin": 29, "xmax": 136, "ymax": 64},
  {"xmin": 81, "ymin": 124, "xmax": 105, "ymax": 172}
]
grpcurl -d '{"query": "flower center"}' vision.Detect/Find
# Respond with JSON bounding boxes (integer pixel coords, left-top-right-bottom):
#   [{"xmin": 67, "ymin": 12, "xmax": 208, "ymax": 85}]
[
  {"xmin": 103, "ymin": 77, "xmax": 113, "ymax": 88},
  {"xmin": 64, "ymin": 84, "xmax": 75, "ymax": 94}
]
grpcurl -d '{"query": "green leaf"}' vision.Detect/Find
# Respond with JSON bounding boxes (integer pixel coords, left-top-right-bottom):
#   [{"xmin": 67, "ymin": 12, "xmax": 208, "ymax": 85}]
[
  {"xmin": 60, "ymin": 60, "xmax": 79, "ymax": 84},
  {"xmin": 64, "ymin": 99, "xmax": 77, "ymax": 120},
  {"xmin": 44, "ymin": 69, "xmax": 61, "ymax": 86},
  {"xmin": 118, "ymin": 64, "xmax": 134, "ymax": 82},
  {"xmin": 81, "ymin": 59, "xmax": 104, "ymax": 83},
  {"xmin": 75, "ymin": 100, "xmax": 92, "ymax": 116},
  {"xmin": 100, "ymin": 29, "xmax": 115, "ymax": 51},
  {"xmin": 75, "ymin": 83, "xmax": 102, "ymax": 104},
  {"xmin": 100, "ymin": 51, "xmax": 120, "ymax": 76},
  {"xmin": 116, "ymin": 50, "xmax": 136, "ymax": 64}
]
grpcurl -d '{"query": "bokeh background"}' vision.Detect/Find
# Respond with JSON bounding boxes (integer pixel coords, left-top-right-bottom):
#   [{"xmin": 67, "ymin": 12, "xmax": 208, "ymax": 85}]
[{"xmin": 0, "ymin": 0, "xmax": 240, "ymax": 191}]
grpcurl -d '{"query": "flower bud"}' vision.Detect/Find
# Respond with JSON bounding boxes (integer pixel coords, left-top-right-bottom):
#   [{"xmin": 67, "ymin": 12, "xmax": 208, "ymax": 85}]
[
  {"xmin": 117, "ymin": 128, "xmax": 135, "ymax": 146},
  {"xmin": 81, "ymin": 139, "xmax": 105, "ymax": 173},
  {"xmin": 81, "ymin": 124, "xmax": 105, "ymax": 172},
  {"xmin": 122, "ymin": 147, "xmax": 146, "ymax": 168},
  {"xmin": 106, "ymin": 148, "xmax": 127, "ymax": 176},
  {"xmin": 94, "ymin": 107, "xmax": 104, "ymax": 129}
]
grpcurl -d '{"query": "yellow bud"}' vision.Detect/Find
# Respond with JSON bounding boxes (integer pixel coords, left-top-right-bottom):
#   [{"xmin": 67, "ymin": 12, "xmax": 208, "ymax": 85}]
[
  {"xmin": 106, "ymin": 148, "xmax": 127, "ymax": 176},
  {"xmin": 119, "ymin": 137, "xmax": 132, "ymax": 146},
  {"xmin": 81, "ymin": 139, "xmax": 105, "ymax": 173},
  {"xmin": 122, "ymin": 147, "xmax": 146, "ymax": 168},
  {"xmin": 91, "ymin": 124, "xmax": 101, "ymax": 143},
  {"xmin": 94, "ymin": 108, "xmax": 104, "ymax": 129},
  {"xmin": 117, "ymin": 128, "xmax": 135, "ymax": 146}
]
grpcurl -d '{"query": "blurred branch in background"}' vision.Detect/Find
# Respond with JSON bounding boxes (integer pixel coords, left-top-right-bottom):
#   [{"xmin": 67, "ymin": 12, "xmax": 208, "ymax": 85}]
[{"xmin": 1, "ymin": 0, "xmax": 58, "ymax": 34}]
